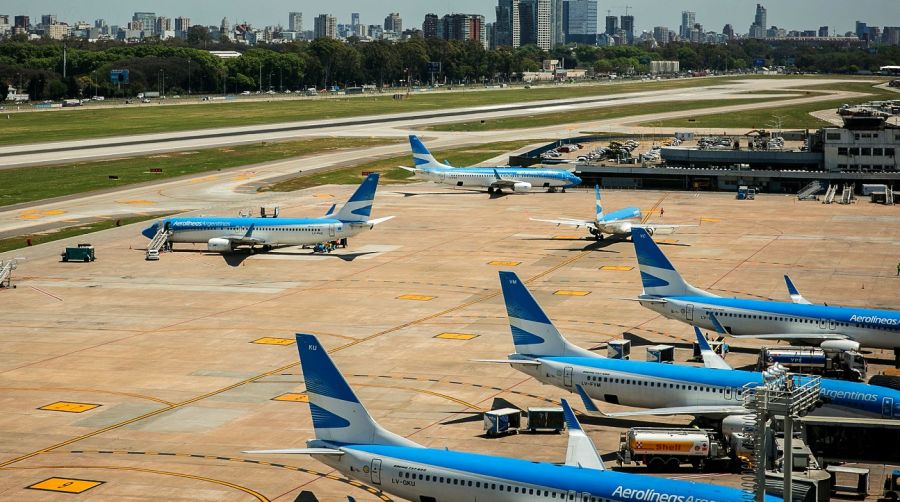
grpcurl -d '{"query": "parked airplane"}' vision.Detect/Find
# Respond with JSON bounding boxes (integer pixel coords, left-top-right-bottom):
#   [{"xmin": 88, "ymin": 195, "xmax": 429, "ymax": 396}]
[
  {"xmin": 245, "ymin": 334, "xmax": 772, "ymax": 502},
  {"xmin": 141, "ymin": 173, "xmax": 393, "ymax": 253},
  {"xmin": 630, "ymin": 227, "xmax": 900, "ymax": 352},
  {"xmin": 401, "ymin": 135, "xmax": 581, "ymax": 193},
  {"xmin": 531, "ymin": 185, "xmax": 694, "ymax": 240},
  {"xmin": 481, "ymin": 271, "xmax": 899, "ymax": 420}
]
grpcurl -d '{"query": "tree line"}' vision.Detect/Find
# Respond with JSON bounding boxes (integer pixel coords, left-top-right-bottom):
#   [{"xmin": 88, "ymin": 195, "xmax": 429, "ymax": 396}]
[{"xmin": 0, "ymin": 35, "xmax": 896, "ymax": 101}]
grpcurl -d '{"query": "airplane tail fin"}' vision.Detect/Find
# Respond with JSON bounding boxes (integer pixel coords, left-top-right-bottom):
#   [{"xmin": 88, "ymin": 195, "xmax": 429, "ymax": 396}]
[
  {"xmin": 594, "ymin": 185, "xmax": 605, "ymax": 222},
  {"xmin": 631, "ymin": 228, "xmax": 715, "ymax": 298},
  {"xmin": 499, "ymin": 271, "xmax": 597, "ymax": 358},
  {"xmin": 409, "ymin": 135, "xmax": 450, "ymax": 169},
  {"xmin": 334, "ymin": 173, "xmax": 380, "ymax": 223},
  {"xmin": 295, "ymin": 334, "xmax": 421, "ymax": 448}
]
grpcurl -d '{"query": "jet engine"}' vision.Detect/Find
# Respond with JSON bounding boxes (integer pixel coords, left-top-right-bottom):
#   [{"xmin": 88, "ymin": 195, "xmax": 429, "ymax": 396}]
[
  {"xmin": 820, "ymin": 339, "xmax": 860, "ymax": 352},
  {"xmin": 512, "ymin": 182, "xmax": 532, "ymax": 193},
  {"xmin": 208, "ymin": 238, "xmax": 233, "ymax": 253}
]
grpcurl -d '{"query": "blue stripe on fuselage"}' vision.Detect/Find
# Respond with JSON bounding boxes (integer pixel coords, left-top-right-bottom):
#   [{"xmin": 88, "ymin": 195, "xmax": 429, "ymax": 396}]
[{"xmin": 164, "ymin": 216, "xmax": 343, "ymax": 232}]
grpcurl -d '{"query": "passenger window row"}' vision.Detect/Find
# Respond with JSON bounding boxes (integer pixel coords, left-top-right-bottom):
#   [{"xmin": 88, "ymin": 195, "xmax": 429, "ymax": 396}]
[{"xmin": 396, "ymin": 471, "xmax": 612, "ymax": 501}]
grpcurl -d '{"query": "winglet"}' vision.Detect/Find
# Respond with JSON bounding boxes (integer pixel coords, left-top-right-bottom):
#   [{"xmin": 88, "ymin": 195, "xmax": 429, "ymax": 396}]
[
  {"xmin": 493, "ymin": 168, "xmax": 502, "ymax": 180},
  {"xmin": 784, "ymin": 275, "xmax": 812, "ymax": 304},
  {"xmin": 324, "ymin": 204, "xmax": 336, "ymax": 217},
  {"xmin": 561, "ymin": 399, "xmax": 605, "ymax": 471},
  {"xmin": 242, "ymin": 224, "xmax": 255, "ymax": 239},
  {"xmin": 574, "ymin": 384, "xmax": 599, "ymax": 413},
  {"xmin": 694, "ymin": 326, "xmax": 732, "ymax": 370}
]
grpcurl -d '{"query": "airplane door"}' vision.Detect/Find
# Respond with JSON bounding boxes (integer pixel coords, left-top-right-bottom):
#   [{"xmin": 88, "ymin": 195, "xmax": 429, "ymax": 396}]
[
  {"xmin": 370, "ymin": 459, "xmax": 382, "ymax": 485},
  {"xmin": 685, "ymin": 304, "xmax": 694, "ymax": 322},
  {"xmin": 884, "ymin": 397, "xmax": 895, "ymax": 418},
  {"xmin": 724, "ymin": 386, "xmax": 733, "ymax": 400},
  {"xmin": 564, "ymin": 367, "xmax": 573, "ymax": 387},
  {"xmin": 329, "ymin": 224, "xmax": 336, "ymax": 238},
  {"xmin": 829, "ymin": 319, "xmax": 836, "ymax": 330}
]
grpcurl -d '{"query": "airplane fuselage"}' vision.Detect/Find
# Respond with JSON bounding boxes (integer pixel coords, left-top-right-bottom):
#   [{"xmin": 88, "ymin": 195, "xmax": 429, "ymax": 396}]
[
  {"xmin": 513, "ymin": 355, "xmax": 900, "ymax": 419},
  {"xmin": 417, "ymin": 168, "xmax": 579, "ymax": 190},
  {"xmin": 642, "ymin": 295, "xmax": 900, "ymax": 351},
  {"xmin": 155, "ymin": 217, "xmax": 366, "ymax": 247},
  {"xmin": 312, "ymin": 443, "xmax": 763, "ymax": 502},
  {"xmin": 595, "ymin": 207, "xmax": 643, "ymax": 236}
]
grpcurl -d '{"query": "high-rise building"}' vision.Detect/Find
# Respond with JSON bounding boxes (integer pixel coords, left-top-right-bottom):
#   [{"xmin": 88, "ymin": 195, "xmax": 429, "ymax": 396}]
[
  {"xmin": 620, "ymin": 14, "xmax": 634, "ymax": 44},
  {"xmin": 288, "ymin": 12, "xmax": 303, "ymax": 32},
  {"xmin": 314, "ymin": 14, "xmax": 337, "ymax": 39},
  {"xmin": 156, "ymin": 16, "xmax": 172, "ymax": 33},
  {"xmin": 855, "ymin": 21, "xmax": 868, "ymax": 40},
  {"xmin": 94, "ymin": 19, "xmax": 105, "ymax": 29},
  {"xmin": 818, "ymin": 25, "xmax": 828, "ymax": 37},
  {"xmin": 495, "ymin": 0, "xmax": 520, "ymax": 47},
  {"xmin": 133, "ymin": 12, "xmax": 157, "ymax": 36},
  {"xmin": 653, "ymin": 26, "xmax": 669, "ymax": 45},
  {"xmin": 174, "ymin": 16, "xmax": 191, "ymax": 32},
  {"xmin": 723, "ymin": 23, "xmax": 734, "ymax": 39},
  {"xmin": 423, "ymin": 13, "xmax": 439, "ymax": 38},
  {"xmin": 754, "ymin": 4, "xmax": 767, "ymax": 30},
  {"xmin": 41, "ymin": 14, "xmax": 57, "ymax": 28},
  {"xmin": 549, "ymin": 0, "xmax": 564, "ymax": 47},
  {"xmin": 565, "ymin": 0, "xmax": 597, "ymax": 44},
  {"xmin": 351, "ymin": 12, "xmax": 360, "ymax": 36},
  {"xmin": 519, "ymin": 1, "xmax": 536, "ymax": 45},
  {"xmin": 882, "ymin": 27, "xmax": 900, "ymax": 46},
  {"xmin": 680, "ymin": 11, "xmax": 695, "ymax": 39},
  {"xmin": 220, "ymin": 18, "xmax": 230, "ymax": 40},
  {"xmin": 605, "ymin": 15, "xmax": 618, "ymax": 36},
  {"xmin": 440, "ymin": 13, "xmax": 485, "ymax": 45},
  {"xmin": 384, "ymin": 12, "xmax": 402, "ymax": 33}
]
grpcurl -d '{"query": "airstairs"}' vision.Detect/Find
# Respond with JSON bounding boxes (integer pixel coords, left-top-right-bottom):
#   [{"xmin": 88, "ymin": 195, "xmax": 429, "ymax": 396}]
[
  {"xmin": 0, "ymin": 260, "xmax": 16, "ymax": 288},
  {"xmin": 797, "ymin": 180, "xmax": 824, "ymax": 201},
  {"xmin": 823, "ymin": 184, "xmax": 837, "ymax": 204},
  {"xmin": 839, "ymin": 184, "xmax": 855, "ymax": 204},
  {"xmin": 146, "ymin": 226, "xmax": 170, "ymax": 253},
  {"xmin": 886, "ymin": 186, "xmax": 895, "ymax": 205}
]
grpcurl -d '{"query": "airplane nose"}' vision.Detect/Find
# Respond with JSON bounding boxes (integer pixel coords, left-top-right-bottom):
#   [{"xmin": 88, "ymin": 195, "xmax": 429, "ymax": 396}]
[
  {"xmin": 570, "ymin": 175, "xmax": 582, "ymax": 186},
  {"xmin": 141, "ymin": 222, "xmax": 159, "ymax": 239}
]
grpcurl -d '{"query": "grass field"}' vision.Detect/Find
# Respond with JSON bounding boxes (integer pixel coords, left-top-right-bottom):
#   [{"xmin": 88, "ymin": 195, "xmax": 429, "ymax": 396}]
[
  {"xmin": 426, "ymin": 97, "xmax": 781, "ymax": 132},
  {"xmin": 0, "ymin": 213, "xmax": 173, "ymax": 254},
  {"xmin": 0, "ymin": 137, "xmax": 399, "ymax": 207},
  {"xmin": 0, "ymin": 77, "xmax": 747, "ymax": 146},
  {"xmin": 262, "ymin": 140, "xmax": 542, "ymax": 192},
  {"xmin": 650, "ymin": 80, "xmax": 895, "ymax": 129}
]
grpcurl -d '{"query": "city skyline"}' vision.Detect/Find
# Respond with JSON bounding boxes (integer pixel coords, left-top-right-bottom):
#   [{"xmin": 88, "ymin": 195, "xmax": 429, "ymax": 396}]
[{"xmin": 4, "ymin": 0, "xmax": 900, "ymax": 35}]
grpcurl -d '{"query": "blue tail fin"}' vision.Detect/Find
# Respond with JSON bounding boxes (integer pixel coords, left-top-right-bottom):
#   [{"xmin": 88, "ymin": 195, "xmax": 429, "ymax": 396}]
[
  {"xmin": 499, "ymin": 271, "xmax": 597, "ymax": 358},
  {"xmin": 296, "ymin": 334, "xmax": 420, "ymax": 447},
  {"xmin": 631, "ymin": 228, "xmax": 715, "ymax": 298},
  {"xmin": 408, "ymin": 135, "xmax": 449, "ymax": 169},
  {"xmin": 334, "ymin": 173, "xmax": 380, "ymax": 223},
  {"xmin": 594, "ymin": 185, "xmax": 604, "ymax": 221}
]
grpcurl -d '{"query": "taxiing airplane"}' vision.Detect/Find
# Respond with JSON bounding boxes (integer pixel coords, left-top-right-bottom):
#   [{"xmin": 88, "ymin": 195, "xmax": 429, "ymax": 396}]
[
  {"xmin": 245, "ymin": 333, "xmax": 773, "ymax": 502},
  {"xmin": 401, "ymin": 135, "xmax": 581, "ymax": 194},
  {"xmin": 481, "ymin": 271, "xmax": 899, "ymax": 420},
  {"xmin": 531, "ymin": 185, "xmax": 694, "ymax": 240},
  {"xmin": 141, "ymin": 173, "xmax": 393, "ymax": 253},
  {"xmin": 630, "ymin": 228, "xmax": 900, "ymax": 352}
]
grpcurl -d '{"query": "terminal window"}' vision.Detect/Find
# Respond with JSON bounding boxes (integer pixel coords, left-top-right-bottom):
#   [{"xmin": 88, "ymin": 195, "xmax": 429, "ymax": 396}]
[
  {"xmin": 886, "ymin": 148, "xmax": 895, "ymax": 157},
  {"xmin": 850, "ymin": 148, "xmax": 860, "ymax": 156},
  {"xmin": 874, "ymin": 148, "xmax": 883, "ymax": 156},
  {"xmin": 862, "ymin": 148, "xmax": 872, "ymax": 156},
  {"xmin": 826, "ymin": 132, "xmax": 841, "ymax": 140},
  {"xmin": 838, "ymin": 147, "xmax": 848, "ymax": 155}
]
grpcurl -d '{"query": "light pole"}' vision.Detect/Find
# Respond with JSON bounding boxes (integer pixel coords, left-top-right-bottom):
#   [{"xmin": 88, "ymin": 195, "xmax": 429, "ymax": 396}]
[{"xmin": 187, "ymin": 57, "xmax": 191, "ymax": 96}]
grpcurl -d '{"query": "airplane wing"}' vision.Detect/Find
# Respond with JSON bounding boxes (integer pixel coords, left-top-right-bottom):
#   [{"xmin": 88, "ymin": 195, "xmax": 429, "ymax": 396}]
[
  {"xmin": 600, "ymin": 405, "xmax": 748, "ymax": 418},
  {"xmin": 222, "ymin": 224, "xmax": 268, "ymax": 246},
  {"xmin": 243, "ymin": 448, "xmax": 344, "ymax": 455},
  {"xmin": 473, "ymin": 359, "xmax": 542, "ymax": 366},
  {"xmin": 398, "ymin": 165, "xmax": 418, "ymax": 173},
  {"xmin": 694, "ymin": 327, "xmax": 732, "ymax": 370},
  {"xmin": 631, "ymin": 223, "xmax": 697, "ymax": 235},
  {"xmin": 561, "ymin": 399, "xmax": 605, "ymax": 471},
  {"xmin": 784, "ymin": 275, "xmax": 812, "ymax": 304},
  {"xmin": 489, "ymin": 168, "xmax": 522, "ymax": 189},
  {"xmin": 530, "ymin": 217, "xmax": 595, "ymax": 228}
]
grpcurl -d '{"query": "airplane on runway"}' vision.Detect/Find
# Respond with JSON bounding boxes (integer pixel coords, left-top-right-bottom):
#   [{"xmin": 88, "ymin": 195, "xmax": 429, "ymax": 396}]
[
  {"xmin": 480, "ymin": 271, "xmax": 900, "ymax": 420},
  {"xmin": 245, "ymin": 333, "xmax": 773, "ymax": 502},
  {"xmin": 630, "ymin": 228, "xmax": 900, "ymax": 353},
  {"xmin": 141, "ymin": 173, "xmax": 393, "ymax": 253},
  {"xmin": 400, "ymin": 135, "xmax": 581, "ymax": 194},
  {"xmin": 531, "ymin": 185, "xmax": 695, "ymax": 240}
]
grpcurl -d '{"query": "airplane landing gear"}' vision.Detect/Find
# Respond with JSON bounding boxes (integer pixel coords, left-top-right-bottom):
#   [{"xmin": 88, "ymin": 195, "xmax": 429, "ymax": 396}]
[{"xmin": 488, "ymin": 187, "xmax": 495, "ymax": 194}]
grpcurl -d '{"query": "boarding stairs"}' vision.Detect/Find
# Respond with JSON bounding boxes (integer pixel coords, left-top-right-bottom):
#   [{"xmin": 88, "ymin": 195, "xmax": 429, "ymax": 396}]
[
  {"xmin": 839, "ymin": 184, "xmax": 855, "ymax": 205},
  {"xmin": 886, "ymin": 186, "xmax": 895, "ymax": 205},
  {"xmin": 797, "ymin": 180, "xmax": 824, "ymax": 201},
  {"xmin": 147, "ymin": 226, "xmax": 170, "ymax": 253},
  {"xmin": 823, "ymin": 184, "xmax": 837, "ymax": 204},
  {"xmin": 0, "ymin": 260, "xmax": 15, "ymax": 288}
]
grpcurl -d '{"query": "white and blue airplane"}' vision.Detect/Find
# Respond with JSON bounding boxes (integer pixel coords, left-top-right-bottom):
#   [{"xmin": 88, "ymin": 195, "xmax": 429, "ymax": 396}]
[
  {"xmin": 630, "ymin": 228, "xmax": 900, "ymax": 352},
  {"xmin": 401, "ymin": 135, "xmax": 582, "ymax": 194},
  {"xmin": 531, "ymin": 185, "xmax": 694, "ymax": 240},
  {"xmin": 245, "ymin": 333, "xmax": 774, "ymax": 502},
  {"xmin": 141, "ymin": 173, "xmax": 393, "ymax": 253},
  {"xmin": 481, "ymin": 271, "xmax": 899, "ymax": 420}
]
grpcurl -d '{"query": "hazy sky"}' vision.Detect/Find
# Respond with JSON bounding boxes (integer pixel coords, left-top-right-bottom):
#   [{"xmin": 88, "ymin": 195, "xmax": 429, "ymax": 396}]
[{"xmin": 5, "ymin": 1, "xmax": 899, "ymax": 35}]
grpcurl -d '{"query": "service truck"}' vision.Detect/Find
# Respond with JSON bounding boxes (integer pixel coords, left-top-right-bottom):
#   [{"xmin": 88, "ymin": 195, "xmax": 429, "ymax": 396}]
[
  {"xmin": 618, "ymin": 427, "xmax": 729, "ymax": 471},
  {"xmin": 756, "ymin": 346, "xmax": 866, "ymax": 381}
]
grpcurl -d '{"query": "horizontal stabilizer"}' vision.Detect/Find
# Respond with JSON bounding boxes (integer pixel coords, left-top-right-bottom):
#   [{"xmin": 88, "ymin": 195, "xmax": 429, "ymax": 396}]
[
  {"xmin": 398, "ymin": 165, "xmax": 418, "ymax": 172},
  {"xmin": 365, "ymin": 216, "xmax": 396, "ymax": 228},
  {"xmin": 473, "ymin": 359, "xmax": 542, "ymax": 366},
  {"xmin": 621, "ymin": 297, "xmax": 669, "ymax": 304},
  {"xmin": 601, "ymin": 405, "xmax": 748, "ymax": 418},
  {"xmin": 530, "ymin": 217, "xmax": 593, "ymax": 228},
  {"xmin": 242, "ymin": 448, "xmax": 344, "ymax": 455}
]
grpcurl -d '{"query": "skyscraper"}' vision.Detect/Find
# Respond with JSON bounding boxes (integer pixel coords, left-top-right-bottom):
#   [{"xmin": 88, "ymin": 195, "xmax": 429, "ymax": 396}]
[
  {"xmin": 749, "ymin": 4, "xmax": 766, "ymax": 39},
  {"xmin": 133, "ymin": 12, "xmax": 157, "ymax": 36},
  {"xmin": 495, "ymin": 0, "xmax": 520, "ymax": 47},
  {"xmin": 549, "ymin": 0, "xmax": 565, "ymax": 47},
  {"xmin": 723, "ymin": 23, "xmax": 734, "ymax": 39},
  {"xmin": 439, "ymin": 13, "xmax": 486, "ymax": 47},
  {"xmin": 680, "ymin": 11, "xmax": 695, "ymax": 39},
  {"xmin": 314, "ymin": 14, "xmax": 336, "ymax": 39},
  {"xmin": 605, "ymin": 15, "xmax": 618, "ymax": 36},
  {"xmin": 156, "ymin": 16, "xmax": 172, "ymax": 33},
  {"xmin": 519, "ymin": 0, "xmax": 536, "ymax": 45},
  {"xmin": 818, "ymin": 25, "xmax": 828, "ymax": 37},
  {"xmin": 351, "ymin": 13, "xmax": 360, "ymax": 36},
  {"xmin": 423, "ymin": 13, "xmax": 439, "ymax": 38},
  {"xmin": 174, "ymin": 16, "xmax": 191, "ymax": 33},
  {"xmin": 384, "ymin": 12, "xmax": 402, "ymax": 33},
  {"xmin": 653, "ymin": 26, "xmax": 669, "ymax": 45},
  {"xmin": 41, "ymin": 14, "xmax": 57, "ymax": 27},
  {"xmin": 565, "ymin": 0, "xmax": 597, "ymax": 44},
  {"xmin": 620, "ymin": 14, "xmax": 634, "ymax": 44},
  {"xmin": 220, "ymin": 17, "xmax": 230, "ymax": 40},
  {"xmin": 288, "ymin": 12, "xmax": 303, "ymax": 32}
]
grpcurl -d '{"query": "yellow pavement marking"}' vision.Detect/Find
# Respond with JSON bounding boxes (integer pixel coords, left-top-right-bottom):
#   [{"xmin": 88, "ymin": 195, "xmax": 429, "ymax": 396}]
[
  {"xmin": 600, "ymin": 265, "xmax": 634, "ymax": 271},
  {"xmin": 18, "ymin": 214, "xmax": 41, "ymax": 220},
  {"xmin": 552, "ymin": 235, "xmax": 580, "ymax": 240},
  {"xmin": 314, "ymin": 193, "xmax": 335, "ymax": 198},
  {"xmin": 397, "ymin": 294, "xmax": 435, "ymax": 301},
  {"xmin": 656, "ymin": 239, "xmax": 679, "ymax": 244},
  {"xmin": 700, "ymin": 217, "xmax": 721, "ymax": 223},
  {"xmin": 252, "ymin": 337, "xmax": 295, "ymax": 346},
  {"xmin": 488, "ymin": 261, "xmax": 521, "ymax": 266},
  {"xmin": 554, "ymin": 290, "xmax": 590, "ymax": 296},
  {"xmin": 435, "ymin": 333, "xmax": 478, "ymax": 340},
  {"xmin": 28, "ymin": 477, "xmax": 103, "ymax": 494},
  {"xmin": 116, "ymin": 199, "xmax": 155, "ymax": 205},
  {"xmin": 42, "ymin": 209, "xmax": 66, "ymax": 215},
  {"xmin": 190, "ymin": 175, "xmax": 218, "ymax": 184},
  {"xmin": 39, "ymin": 402, "xmax": 101, "ymax": 414},
  {"xmin": 272, "ymin": 393, "xmax": 309, "ymax": 403}
]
